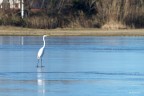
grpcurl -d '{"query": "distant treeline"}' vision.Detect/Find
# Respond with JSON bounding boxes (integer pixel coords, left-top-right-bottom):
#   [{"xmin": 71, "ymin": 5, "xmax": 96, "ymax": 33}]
[{"xmin": 0, "ymin": 0, "xmax": 144, "ymax": 29}]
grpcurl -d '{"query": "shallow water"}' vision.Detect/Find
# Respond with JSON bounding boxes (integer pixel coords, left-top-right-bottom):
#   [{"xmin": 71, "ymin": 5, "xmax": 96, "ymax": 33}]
[{"xmin": 0, "ymin": 36, "xmax": 144, "ymax": 96}]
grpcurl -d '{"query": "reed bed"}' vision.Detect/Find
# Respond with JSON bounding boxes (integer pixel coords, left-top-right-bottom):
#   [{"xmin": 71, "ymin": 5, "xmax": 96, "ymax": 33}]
[{"xmin": 0, "ymin": 0, "xmax": 143, "ymax": 29}]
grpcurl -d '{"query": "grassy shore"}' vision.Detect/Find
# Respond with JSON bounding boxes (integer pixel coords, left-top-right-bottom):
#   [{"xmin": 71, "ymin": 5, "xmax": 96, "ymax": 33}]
[{"xmin": 0, "ymin": 26, "xmax": 144, "ymax": 36}]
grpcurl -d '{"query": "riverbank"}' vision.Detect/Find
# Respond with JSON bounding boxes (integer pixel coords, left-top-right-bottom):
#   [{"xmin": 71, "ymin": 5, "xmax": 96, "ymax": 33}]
[{"xmin": 0, "ymin": 26, "xmax": 144, "ymax": 36}]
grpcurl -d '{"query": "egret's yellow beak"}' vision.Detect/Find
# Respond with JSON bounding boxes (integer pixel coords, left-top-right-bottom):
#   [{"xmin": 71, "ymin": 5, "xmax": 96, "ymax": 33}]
[{"xmin": 45, "ymin": 33, "xmax": 50, "ymax": 37}]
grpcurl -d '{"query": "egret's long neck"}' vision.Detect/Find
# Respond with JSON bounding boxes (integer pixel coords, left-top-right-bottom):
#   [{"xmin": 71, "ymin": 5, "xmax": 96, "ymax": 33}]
[{"xmin": 43, "ymin": 36, "xmax": 45, "ymax": 48}]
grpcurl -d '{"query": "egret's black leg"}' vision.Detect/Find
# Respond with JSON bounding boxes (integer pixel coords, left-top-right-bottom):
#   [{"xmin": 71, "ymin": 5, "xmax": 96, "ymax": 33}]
[
  {"xmin": 37, "ymin": 59, "xmax": 39, "ymax": 67},
  {"xmin": 40, "ymin": 58, "xmax": 42, "ymax": 67},
  {"xmin": 40, "ymin": 58, "xmax": 44, "ymax": 67}
]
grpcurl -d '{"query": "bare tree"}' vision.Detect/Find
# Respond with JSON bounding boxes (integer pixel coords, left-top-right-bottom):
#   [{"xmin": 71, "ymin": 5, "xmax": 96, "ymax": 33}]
[{"xmin": 41, "ymin": 0, "xmax": 45, "ymax": 8}]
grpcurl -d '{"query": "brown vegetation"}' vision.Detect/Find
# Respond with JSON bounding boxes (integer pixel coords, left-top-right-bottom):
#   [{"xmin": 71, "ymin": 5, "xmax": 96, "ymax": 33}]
[{"xmin": 0, "ymin": 0, "xmax": 144, "ymax": 29}]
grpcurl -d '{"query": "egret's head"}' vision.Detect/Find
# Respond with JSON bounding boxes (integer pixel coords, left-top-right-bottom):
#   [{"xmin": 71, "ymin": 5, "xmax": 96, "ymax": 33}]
[
  {"xmin": 43, "ymin": 35, "xmax": 47, "ymax": 37},
  {"xmin": 43, "ymin": 34, "xmax": 50, "ymax": 37}
]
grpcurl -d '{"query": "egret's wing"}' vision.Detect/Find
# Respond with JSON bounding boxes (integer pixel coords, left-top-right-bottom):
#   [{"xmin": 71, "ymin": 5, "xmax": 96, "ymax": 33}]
[{"xmin": 37, "ymin": 47, "xmax": 44, "ymax": 59}]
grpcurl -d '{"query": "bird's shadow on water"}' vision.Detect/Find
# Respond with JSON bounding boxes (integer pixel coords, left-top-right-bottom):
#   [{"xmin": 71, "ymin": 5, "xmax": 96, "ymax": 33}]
[{"xmin": 37, "ymin": 67, "xmax": 46, "ymax": 96}]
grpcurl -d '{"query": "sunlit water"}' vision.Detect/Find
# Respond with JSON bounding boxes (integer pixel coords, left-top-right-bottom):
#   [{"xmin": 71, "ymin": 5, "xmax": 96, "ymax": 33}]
[{"xmin": 0, "ymin": 36, "xmax": 144, "ymax": 96}]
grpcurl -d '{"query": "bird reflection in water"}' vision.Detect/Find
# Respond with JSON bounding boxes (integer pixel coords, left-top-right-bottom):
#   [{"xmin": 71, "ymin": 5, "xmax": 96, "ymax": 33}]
[{"xmin": 37, "ymin": 67, "xmax": 45, "ymax": 96}]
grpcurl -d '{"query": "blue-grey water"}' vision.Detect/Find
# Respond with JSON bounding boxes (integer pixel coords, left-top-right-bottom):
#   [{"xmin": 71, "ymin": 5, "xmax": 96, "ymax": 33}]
[{"xmin": 0, "ymin": 36, "xmax": 144, "ymax": 96}]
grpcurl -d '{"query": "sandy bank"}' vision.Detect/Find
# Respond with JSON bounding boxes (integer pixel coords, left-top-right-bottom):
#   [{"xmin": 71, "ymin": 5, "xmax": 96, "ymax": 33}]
[{"xmin": 0, "ymin": 26, "xmax": 144, "ymax": 36}]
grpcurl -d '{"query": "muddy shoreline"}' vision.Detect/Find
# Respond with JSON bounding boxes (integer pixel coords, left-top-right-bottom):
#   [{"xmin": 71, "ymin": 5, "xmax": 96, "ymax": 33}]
[{"xmin": 0, "ymin": 26, "xmax": 144, "ymax": 36}]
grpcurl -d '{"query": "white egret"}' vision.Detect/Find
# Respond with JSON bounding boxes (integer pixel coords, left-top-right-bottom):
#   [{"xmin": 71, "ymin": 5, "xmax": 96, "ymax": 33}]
[{"xmin": 37, "ymin": 35, "xmax": 48, "ymax": 67}]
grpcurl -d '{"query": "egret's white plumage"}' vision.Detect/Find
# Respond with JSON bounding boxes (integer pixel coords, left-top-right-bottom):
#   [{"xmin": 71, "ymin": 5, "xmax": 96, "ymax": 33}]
[
  {"xmin": 37, "ymin": 47, "xmax": 44, "ymax": 59},
  {"xmin": 37, "ymin": 35, "xmax": 47, "ymax": 67}
]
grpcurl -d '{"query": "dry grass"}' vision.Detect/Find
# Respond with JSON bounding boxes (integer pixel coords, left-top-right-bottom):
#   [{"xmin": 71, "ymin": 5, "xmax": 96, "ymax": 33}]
[
  {"xmin": 26, "ymin": 16, "xmax": 58, "ymax": 29},
  {"xmin": 96, "ymin": 0, "xmax": 144, "ymax": 29},
  {"xmin": 102, "ymin": 20, "xmax": 127, "ymax": 29}
]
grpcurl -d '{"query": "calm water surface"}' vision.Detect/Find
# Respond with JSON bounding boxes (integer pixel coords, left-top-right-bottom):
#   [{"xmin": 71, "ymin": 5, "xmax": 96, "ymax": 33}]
[{"xmin": 0, "ymin": 36, "xmax": 144, "ymax": 96}]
